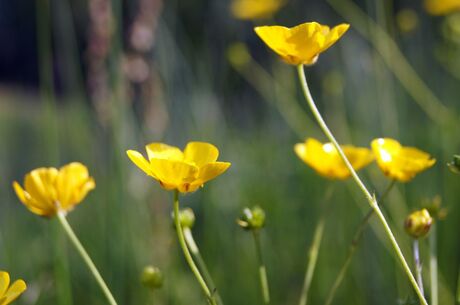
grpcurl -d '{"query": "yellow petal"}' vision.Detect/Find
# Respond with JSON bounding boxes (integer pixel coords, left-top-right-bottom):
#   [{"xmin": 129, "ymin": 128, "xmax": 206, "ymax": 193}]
[
  {"xmin": 183, "ymin": 142, "xmax": 219, "ymax": 166},
  {"xmin": 193, "ymin": 162, "xmax": 231, "ymax": 187},
  {"xmin": 424, "ymin": 0, "xmax": 460, "ymax": 15},
  {"xmin": 12, "ymin": 182, "xmax": 53, "ymax": 216},
  {"xmin": 3, "ymin": 279, "xmax": 26, "ymax": 305},
  {"xmin": 150, "ymin": 159, "xmax": 199, "ymax": 192},
  {"xmin": 0, "ymin": 271, "xmax": 10, "ymax": 297},
  {"xmin": 127, "ymin": 150, "xmax": 155, "ymax": 177},
  {"xmin": 24, "ymin": 168, "xmax": 58, "ymax": 212},
  {"xmin": 255, "ymin": 25, "xmax": 300, "ymax": 64},
  {"xmin": 70, "ymin": 178, "xmax": 96, "ymax": 205},
  {"xmin": 145, "ymin": 143, "xmax": 183, "ymax": 161},
  {"xmin": 57, "ymin": 162, "xmax": 94, "ymax": 209}
]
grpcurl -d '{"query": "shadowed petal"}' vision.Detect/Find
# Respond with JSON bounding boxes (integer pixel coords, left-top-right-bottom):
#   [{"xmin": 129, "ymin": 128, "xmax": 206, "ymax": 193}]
[
  {"xmin": 146, "ymin": 143, "xmax": 183, "ymax": 161},
  {"xmin": 184, "ymin": 142, "xmax": 219, "ymax": 166}
]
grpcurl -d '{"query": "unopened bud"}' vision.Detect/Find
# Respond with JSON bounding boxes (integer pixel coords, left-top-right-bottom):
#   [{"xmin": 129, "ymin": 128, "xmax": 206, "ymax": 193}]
[
  {"xmin": 237, "ymin": 206, "xmax": 266, "ymax": 230},
  {"xmin": 226, "ymin": 43, "xmax": 251, "ymax": 68},
  {"xmin": 404, "ymin": 209, "xmax": 433, "ymax": 239},
  {"xmin": 448, "ymin": 155, "xmax": 460, "ymax": 174},
  {"xmin": 172, "ymin": 208, "xmax": 196, "ymax": 229},
  {"xmin": 140, "ymin": 266, "xmax": 163, "ymax": 289}
]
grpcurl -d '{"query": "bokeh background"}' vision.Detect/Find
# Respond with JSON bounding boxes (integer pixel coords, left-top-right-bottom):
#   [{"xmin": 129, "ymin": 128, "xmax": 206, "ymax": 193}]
[{"xmin": 1, "ymin": 0, "xmax": 459, "ymax": 304}]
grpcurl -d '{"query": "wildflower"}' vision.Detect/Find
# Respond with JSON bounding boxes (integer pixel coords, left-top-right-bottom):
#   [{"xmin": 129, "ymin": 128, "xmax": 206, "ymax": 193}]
[
  {"xmin": 127, "ymin": 142, "xmax": 231, "ymax": 193},
  {"xmin": 0, "ymin": 271, "xmax": 26, "ymax": 305},
  {"xmin": 424, "ymin": 0, "xmax": 460, "ymax": 15},
  {"xmin": 371, "ymin": 138, "xmax": 436, "ymax": 182},
  {"xmin": 231, "ymin": 0, "xmax": 284, "ymax": 20},
  {"xmin": 237, "ymin": 206, "xmax": 266, "ymax": 230},
  {"xmin": 294, "ymin": 138, "xmax": 374, "ymax": 179},
  {"xmin": 405, "ymin": 209, "xmax": 433, "ymax": 239},
  {"xmin": 13, "ymin": 162, "xmax": 95, "ymax": 217},
  {"xmin": 254, "ymin": 22, "xmax": 350, "ymax": 65}
]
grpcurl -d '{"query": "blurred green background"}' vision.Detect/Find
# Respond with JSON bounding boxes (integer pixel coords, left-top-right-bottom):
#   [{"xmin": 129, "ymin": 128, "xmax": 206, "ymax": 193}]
[{"xmin": 0, "ymin": 0, "xmax": 459, "ymax": 304}]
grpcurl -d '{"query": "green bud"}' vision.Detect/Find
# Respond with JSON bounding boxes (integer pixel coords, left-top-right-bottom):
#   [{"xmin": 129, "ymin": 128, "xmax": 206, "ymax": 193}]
[
  {"xmin": 237, "ymin": 206, "xmax": 266, "ymax": 230},
  {"xmin": 172, "ymin": 208, "xmax": 196, "ymax": 229},
  {"xmin": 422, "ymin": 195, "xmax": 447, "ymax": 221},
  {"xmin": 226, "ymin": 43, "xmax": 251, "ymax": 68},
  {"xmin": 404, "ymin": 209, "xmax": 433, "ymax": 239},
  {"xmin": 447, "ymin": 155, "xmax": 460, "ymax": 174},
  {"xmin": 140, "ymin": 266, "xmax": 163, "ymax": 289}
]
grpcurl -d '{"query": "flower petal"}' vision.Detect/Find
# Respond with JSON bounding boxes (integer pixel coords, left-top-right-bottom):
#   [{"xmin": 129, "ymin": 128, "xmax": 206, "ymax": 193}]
[
  {"xmin": 0, "ymin": 271, "xmax": 10, "ymax": 297},
  {"xmin": 183, "ymin": 142, "xmax": 219, "ymax": 166},
  {"xmin": 150, "ymin": 159, "xmax": 199, "ymax": 192},
  {"xmin": 3, "ymin": 279, "xmax": 26, "ymax": 305},
  {"xmin": 127, "ymin": 150, "xmax": 155, "ymax": 177},
  {"xmin": 12, "ymin": 182, "xmax": 53, "ymax": 216},
  {"xmin": 57, "ymin": 162, "xmax": 94, "ymax": 209},
  {"xmin": 145, "ymin": 143, "xmax": 183, "ymax": 161},
  {"xmin": 24, "ymin": 168, "xmax": 58, "ymax": 211},
  {"xmin": 195, "ymin": 162, "xmax": 231, "ymax": 186}
]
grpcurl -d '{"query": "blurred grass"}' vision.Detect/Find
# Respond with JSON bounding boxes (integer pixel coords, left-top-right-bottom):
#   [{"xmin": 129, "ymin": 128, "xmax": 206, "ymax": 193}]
[{"xmin": 1, "ymin": 1, "xmax": 460, "ymax": 305}]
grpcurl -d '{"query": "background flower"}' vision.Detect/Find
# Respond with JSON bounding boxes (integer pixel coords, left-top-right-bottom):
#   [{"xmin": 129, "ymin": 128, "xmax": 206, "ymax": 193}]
[
  {"xmin": 294, "ymin": 138, "xmax": 374, "ymax": 179},
  {"xmin": 0, "ymin": 271, "xmax": 26, "ymax": 305},
  {"xmin": 371, "ymin": 138, "xmax": 436, "ymax": 182}
]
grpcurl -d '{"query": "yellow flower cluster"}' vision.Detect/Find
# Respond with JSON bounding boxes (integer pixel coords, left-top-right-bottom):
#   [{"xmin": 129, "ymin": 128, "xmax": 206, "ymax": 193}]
[
  {"xmin": 295, "ymin": 138, "xmax": 435, "ymax": 182},
  {"xmin": 0, "ymin": 271, "xmax": 26, "ymax": 305}
]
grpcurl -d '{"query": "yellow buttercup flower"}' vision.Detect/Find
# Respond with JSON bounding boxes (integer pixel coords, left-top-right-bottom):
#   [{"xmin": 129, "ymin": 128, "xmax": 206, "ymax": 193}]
[
  {"xmin": 371, "ymin": 138, "xmax": 436, "ymax": 182},
  {"xmin": 294, "ymin": 138, "xmax": 374, "ymax": 179},
  {"xmin": 254, "ymin": 22, "xmax": 350, "ymax": 65},
  {"xmin": 127, "ymin": 141, "xmax": 231, "ymax": 193},
  {"xmin": 13, "ymin": 162, "xmax": 95, "ymax": 217},
  {"xmin": 231, "ymin": 0, "xmax": 284, "ymax": 20},
  {"xmin": 425, "ymin": 0, "xmax": 460, "ymax": 15},
  {"xmin": 0, "ymin": 271, "xmax": 26, "ymax": 305}
]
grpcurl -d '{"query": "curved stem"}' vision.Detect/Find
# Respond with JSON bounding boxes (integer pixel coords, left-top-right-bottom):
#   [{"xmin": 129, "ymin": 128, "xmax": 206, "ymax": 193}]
[
  {"xmin": 56, "ymin": 212, "xmax": 118, "ymax": 305},
  {"xmin": 297, "ymin": 64, "xmax": 428, "ymax": 305},
  {"xmin": 413, "ymin": 240, "xmax": 425, "ymax": 298},
  {"xmin": 173, "ymin": 191, "xmax": 217, "ymax": 305},
  {"xmin": 183, "ymin": 227, "xmax": 224, "ymax": 305},
  {"xmin": 253, "ymin": 230, "xmax": 270, "ymax": 304},
  {"xmin": 324, "ymin": 180, "xmax": 395, "ymax": 305}
]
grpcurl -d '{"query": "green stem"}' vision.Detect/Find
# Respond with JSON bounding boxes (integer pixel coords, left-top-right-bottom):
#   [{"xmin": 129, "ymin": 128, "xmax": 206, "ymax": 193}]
[
  {"xmin": 413, "ymin": 239, "xmax": 425, "ymax": 299},
  {"xmin": 252, "ymin": 230, "xmax": 270, "ymax": 304},
  {"xmin": 56, "ymin": 212, "xmax": 117, "ymax": 305},
  {"xmin": 324, "ymin": 180, "xmax": 395, "ymax": 305},
  {"xmin": 298, "ymin": 217, "xmax": 325, "ymax": 305},
  {"xmin": 173, "ymin": 191, "xmax": 217, "ymax": 305},
  {"xmin": 183, "ymin": 227, "xmax": 224, "ymax": 305},
  {"xmin": 299, "ymin": 186, "xmax": 334, "ymax": 305},
  {"xmin": 297, "ymin": 64, "xmax": 428, "ymax": 305},
  {"xmin": 429, "ymin": 224, "xmax": 438, "ymax": 305}
]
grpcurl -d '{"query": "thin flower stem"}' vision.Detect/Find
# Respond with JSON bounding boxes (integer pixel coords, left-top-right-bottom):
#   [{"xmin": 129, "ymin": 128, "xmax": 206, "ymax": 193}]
[
  {"xmin": 429, "ymin": 225, "xmax": 438, "ymax": 305},
  {"xmin": 56, "ymin": 212, "xmax": 118, "ymax": 305},
  {"xmin": 173, "ymin": 191, "xmax": 217, "ymax": 305},
  {"xmin": 324, "ymin": 180, "xmax": 395, "ymax": 305},
  {"xmin": 296, "ymin": 64, "xmax": 428, "ymax": 305},
  {"xmin": 413, "ymin": 239, "xmax": 425, "ymax": 298},
  {"xmin": 252, "ymin": 230, "xmax": 270, "ymax": 304},
  {"xmin": 298, "ymin": 185, "xmax": 335, "ymax": 305},
  {"xmin": 183, "ymin": 227, "xmax": 225, "ymax": 305}
]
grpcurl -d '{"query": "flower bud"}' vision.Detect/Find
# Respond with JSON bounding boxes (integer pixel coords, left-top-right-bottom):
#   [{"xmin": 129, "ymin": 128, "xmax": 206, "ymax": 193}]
[
  {"xmin": 404, "ymin": 209, "xmax": 433, "ymax": 239},
  {"xmin": 448, "ymin": 155, "xmax": 460, "ymax": 174},
  {"xmin": 237, "ymin": 206, "xmax": 266, "ymax": 230},
  {"xmin": 171, "ymin": 208, "xmax": 196, "ymax": 229},
  {"xmin": 140, "ymin": 266, "xmax": 163, "ymax": 289}
]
